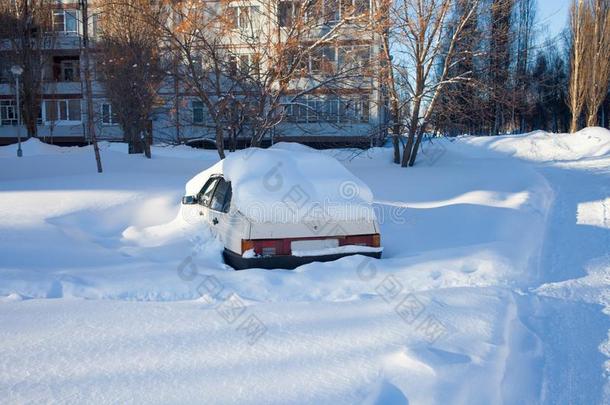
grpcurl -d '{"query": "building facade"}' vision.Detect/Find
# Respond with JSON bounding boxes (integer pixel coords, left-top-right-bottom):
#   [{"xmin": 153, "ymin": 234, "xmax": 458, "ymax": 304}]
[{"xmin": 0, "ymin": 0, "xmax": 388, "ymax": 148}]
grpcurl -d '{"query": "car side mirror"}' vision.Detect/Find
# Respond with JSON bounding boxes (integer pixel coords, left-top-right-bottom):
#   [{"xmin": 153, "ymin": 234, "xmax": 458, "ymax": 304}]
[{"xmin": 182, "ymin": 195, "xmax": 198, "ymax": 205}]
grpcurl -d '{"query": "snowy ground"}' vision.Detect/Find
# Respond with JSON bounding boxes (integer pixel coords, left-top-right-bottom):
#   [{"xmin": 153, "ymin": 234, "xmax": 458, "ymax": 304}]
[{"xmin": 0, "ymin": 128, "xmax": 609, "ymax": 404}]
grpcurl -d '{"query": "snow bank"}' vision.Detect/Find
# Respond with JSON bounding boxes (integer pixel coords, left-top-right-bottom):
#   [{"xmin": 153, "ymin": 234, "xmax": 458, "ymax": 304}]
[
  {"xmin": 463, "ymin": 127, "xmax": 610, "ymax": 162},
  {"xmin": 185, "ymin": 143, "xmax": 375, "ymax": 223},
  {"xmin": 0, "ymin": 137, "xmax": 73, "ymax": 157}
]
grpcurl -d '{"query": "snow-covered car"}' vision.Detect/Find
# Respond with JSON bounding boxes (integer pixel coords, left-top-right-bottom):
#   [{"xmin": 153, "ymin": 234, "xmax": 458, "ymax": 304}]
[{"xmin": 181, "ymin": 143, "xmax": 382, "ymax": 269}]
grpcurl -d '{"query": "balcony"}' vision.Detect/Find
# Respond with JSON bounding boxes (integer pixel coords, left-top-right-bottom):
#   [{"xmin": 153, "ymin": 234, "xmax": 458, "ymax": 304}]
[{"xmin": 42, "ymin": 81, "xmax": 82, "ymax": 95}]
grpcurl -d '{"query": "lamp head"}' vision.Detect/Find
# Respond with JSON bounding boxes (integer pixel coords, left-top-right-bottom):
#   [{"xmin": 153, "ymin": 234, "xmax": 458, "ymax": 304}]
[{"xmin": 11, "ymin": 65, "xmax": 23, "ymax": 76}]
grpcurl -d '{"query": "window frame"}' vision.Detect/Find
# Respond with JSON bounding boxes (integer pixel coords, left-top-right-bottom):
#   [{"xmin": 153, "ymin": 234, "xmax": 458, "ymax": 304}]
[
  {"xmin": 338, "ymin": 45, "xmax": 370, "ymax": 75},
  {"xmin": 192, "ymin": 100, "xmax": 206, "ymax": 125},
  {"xmin": 60, "ymin": 60, "xmax": 79, "ymax": 82},
  {"xmin": 197, "ymin": 176, "xmax": 221, "ymax": 208},
  {"xmin": 53, "ymin": 10, "xmax": 79, "ymax": 34},
  {"xmin": 209, "ymin": 177, "xmax": 232, "ymax": 213},
  {"xmin": 310, "ymin": 45, "xmax": 337, "ymax": 75},
  {"xmin": 227, "ymin": 5, "xmax": 259, "ymax": 30},
  {"xmin": 328, "ymin": 0, "xmax": 370, "ymax": 22},
  {"xmin": 0, "ymin": 100, "xmax": 18, "ymax": 126},
  {"xmin": 278, "ymin": 1, "xmax": 301, "ymax": 28},
  {"xmin": 285, "ymin": 95, "xmax": 370, "ymax": 124},
  {"xmin": 101, "ymin": 102, "xmax": 118, "ymax": 126},
  {"xmin": 43, "ymin": 99, "xmax": 82, "ymax": 124}
]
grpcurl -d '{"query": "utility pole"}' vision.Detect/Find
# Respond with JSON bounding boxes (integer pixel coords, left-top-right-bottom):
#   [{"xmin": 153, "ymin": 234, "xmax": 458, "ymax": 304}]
[{"xmin": 80, "ymin": 0, "xmax": 103, "ymax": 173}]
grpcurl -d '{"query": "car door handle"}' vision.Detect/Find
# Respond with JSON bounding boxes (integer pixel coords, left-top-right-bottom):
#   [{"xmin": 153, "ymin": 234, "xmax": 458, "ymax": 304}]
[{"xmin": 212, "ymin": 217, "xmax": 219, "ymax": 225}]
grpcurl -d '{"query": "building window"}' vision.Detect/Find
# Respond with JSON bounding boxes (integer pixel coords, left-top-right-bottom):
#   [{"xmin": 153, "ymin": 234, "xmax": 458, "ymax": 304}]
[
  {"xmin": 326, "ymin": 0, "xmax": 340, "ymax": 21},
  {"xmin": 192, "ymin": 101, "xmax": 206, "ymax": 124},
  {"xmin": 338, "ymin": 45, "xmax": 370, "ymax": 74},
  {"xmin": 305, "ymin": 0, "xmax": 323, "ymax": 21},
  {"xmin": 101, "ymin": 103, "xmax": 118, "ymax": 125},
  {"xmin": 353, "ymin": 0, "xmax": 370, "ymax": 15},
  {"xmin": 61, "ymin": 60, "xmax": 79, "ymax": 82},
  {"xmin": 92, "ymin": 13, "xmax": 102, "ymax": 38},
  {"xmin": 43, "ymin": 99, "xmax": 82, "ymax": 123},
  {"xmin": 279, "ymin": 1, "xmax": 300, "ymax": 28},
  {"xmin": 285, "ymin": 95, "xmax": 369, "ymax": 124},
  {"xmin": 306, "ymin": 0, "xmax": 368, "ymax": 22},
  {"xmin": 354, "ymin": 95, "xmax": 370, "ymax": 123},
  {"xmin": 234, "ymin": 53, "xmax": 261, "ymax": 76},
  {"xmin": 285, "ymin": 100, "xmax": 308, "ymax": 123},
  {"xmin": 326, "ymin": 96, "xmax": 340, "ymax": 122},
  {"xmin": 227, "ymin": 6, "xmax": 259, "ymax": 30},
  {"xmin": 0, "ymin": 62, "xmax": 10, "ymax": 83},
  {"xmin": 0, "ymin": 100, "xmax": 18, "ymax": 126},
  {"xmin": 305, "ymin": 45, "xmax": 370, "ymax": 75},
  {"xmin": 52, "ymin": 57, "xmax": 80, "ymax": 82},
  {"xmin": 285, "ymin": 97, "xmax": 324, "ymax": 123},
  {"xmin": 53, "ymin": 10, "xmax": 78, "ymax": 33},
  {"xmin": 283, "ymin": 49, "xmax": 308, "ymax": 76},
  {"xmin": 310, "ymin": 46, "xmax": 336, "ymax": 74},
  {"xmin": 340, "ymin": 0, "xmax": 369, "ymax": 17}
]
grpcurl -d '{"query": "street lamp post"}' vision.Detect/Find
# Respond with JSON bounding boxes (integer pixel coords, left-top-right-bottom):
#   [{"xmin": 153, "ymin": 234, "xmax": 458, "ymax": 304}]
[{"xmin": 11, "ymin": 65, "xmax": 24, "ymax": 157}]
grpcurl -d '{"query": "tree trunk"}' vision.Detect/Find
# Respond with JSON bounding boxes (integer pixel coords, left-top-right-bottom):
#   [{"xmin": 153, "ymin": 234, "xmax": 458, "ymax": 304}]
[
  {"xmin": 402, "ymin": 95, "xmax": 422, "ymax": 167},
  {"xmin": 144, "ymin": 138, "xmax": 152, "ymax": 158},
  {"xmin": 390, "ymin": 96, "xmax": 401, "ymax": 164},
  {"xmin": 401, "ymin": 132, "xmax": 415, "ymax": 167},
  {"xmin": 408, "ymin": 129, "xmax": 425, "ymax": 166},
  {"xmin": 21, "ymin": 55, "xmax": 38, "ymax": 138},
  {"xmin": 586, "ymin": 108, "xmax": 598, "ymax": 127},
  {"xmin": 144, "ymin": 121, "xmax": 153, "ymax": 159},
  {"xmin": 126, "ymin": 128, "xmax": 144, "ymax": 154},
  {"xmin": 81, "ymin": 0, "xmax": 103, "ymax": 172},
  {"xmin": 215, "ymin": 126, "xmax": 225, "ymax": 159},
  {"xmin": 570, "ymin": 114, "xmax": 580, "ymax": 133},
  {"xmin": 142, "ymin": 120, "xmax": 153, "ymax": 159},
  {"xmin": 392, "ymin": 129, "xmax": 401, "ymax": 164}
]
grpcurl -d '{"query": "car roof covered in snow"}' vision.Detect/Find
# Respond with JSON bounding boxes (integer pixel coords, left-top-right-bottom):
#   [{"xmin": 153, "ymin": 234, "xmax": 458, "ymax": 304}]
[{"xmin": 184, "ymin": 143, "xmax": 376, "ymax": 223}]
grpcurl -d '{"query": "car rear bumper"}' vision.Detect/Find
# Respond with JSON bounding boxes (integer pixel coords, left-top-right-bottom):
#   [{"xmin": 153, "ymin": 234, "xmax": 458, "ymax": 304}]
[{"xmin": 223, "ymin": 248, "xmax": 382, "ymax": 270}]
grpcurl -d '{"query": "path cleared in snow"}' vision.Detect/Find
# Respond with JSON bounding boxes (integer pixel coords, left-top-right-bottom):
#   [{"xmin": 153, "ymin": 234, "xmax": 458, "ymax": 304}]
[{"xmin": 0, "ymin": 129, "xmax": 609, "ymax": 404}]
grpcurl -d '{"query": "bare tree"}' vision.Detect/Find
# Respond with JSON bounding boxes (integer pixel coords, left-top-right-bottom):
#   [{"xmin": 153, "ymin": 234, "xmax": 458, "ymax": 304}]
[
  {"xmin": 228, "ymin": 0, "xmax": 373, "ymax": 147},
  {"xmin": 568, "ymin": 0, "xmax": 590, "ymax": 133},
  {"xmin": 489, "ymin": 0, "xmax": 514, "ymax": 134},
  {"xmin": 154, "ymin": 0, "xmax": 244, "ymax": 159},
  {"xmin": 373, "ymin": 0, "xmax": 403, "ymax": 163},
  {"xmin": 432, "ymin": 0, "xmax": 485, "ymax": 136},
  {"xmin": 80, "ymin": 0, "xmax": 103, "ymax": 172},
  {"xmin": 97, "ymin": 0, "xmax": 168, "ymax": 157},
  {"xmin": 155, "ymin": 0, "xmax": 376, "ymax": 158},
  {"xmin": 0, "ymin": 0, "xmax": 54, "ymax": 138},
  {"xmin": 585, "ymin": 0, "xmax": 610, "ymax": 127},
  {"xmin": 384, "ymin": 0, "xmax": 479, "ymax": 167},
  {"xmin": 513, "ymin": 0, "xmax": 536, "ymax": 132}
]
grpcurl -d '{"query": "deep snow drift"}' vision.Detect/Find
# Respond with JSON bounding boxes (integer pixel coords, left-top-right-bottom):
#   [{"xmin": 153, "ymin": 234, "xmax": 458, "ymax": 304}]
[{"xmin": 1, "ymin": 128, "xmax": 609, "ymax": 404}]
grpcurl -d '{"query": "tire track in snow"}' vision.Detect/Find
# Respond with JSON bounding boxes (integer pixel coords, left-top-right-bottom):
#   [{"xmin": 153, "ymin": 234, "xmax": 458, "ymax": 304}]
[{"xmin": 522, "ymin": 163, "xmax": 610, "ymax": 404}]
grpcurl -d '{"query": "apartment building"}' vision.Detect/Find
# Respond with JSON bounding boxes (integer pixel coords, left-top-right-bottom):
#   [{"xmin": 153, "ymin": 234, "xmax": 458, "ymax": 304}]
[{"xmin": 0, "ymin": 0, "xmax": 388, "ymax": 148}]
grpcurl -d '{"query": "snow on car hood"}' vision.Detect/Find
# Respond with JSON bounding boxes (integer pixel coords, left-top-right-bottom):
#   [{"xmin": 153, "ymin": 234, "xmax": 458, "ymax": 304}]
[{"xmin": 185, "ymin": 143, "xmax": 376, "ymax": 223}]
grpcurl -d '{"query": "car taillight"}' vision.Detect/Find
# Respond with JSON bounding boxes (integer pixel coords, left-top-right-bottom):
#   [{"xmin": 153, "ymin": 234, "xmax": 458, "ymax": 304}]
[
  {"xmin": 241, "ymin": 239, "xmax": 254, "ymax": 254},
  {"xmin": 340, "ymin": 234, "xmax": 381, "ymax": 248},
  {"xmin": 241, "ymin": 239, "xmax": 287, "ymax": 256}
]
